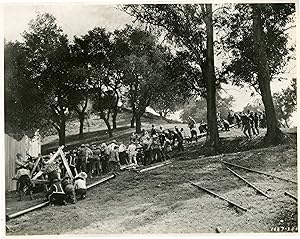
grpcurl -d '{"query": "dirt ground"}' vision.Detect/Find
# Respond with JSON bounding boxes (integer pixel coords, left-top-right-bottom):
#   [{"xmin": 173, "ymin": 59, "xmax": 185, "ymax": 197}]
[{"xmin": 5, "ymin": 128, "xmax": 297, "ymax": 235}]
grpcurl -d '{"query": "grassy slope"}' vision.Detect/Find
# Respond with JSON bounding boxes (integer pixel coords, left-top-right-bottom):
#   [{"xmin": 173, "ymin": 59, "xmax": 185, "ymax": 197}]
[
  {"xmin": 6, "ymin": 127, "xmax": 297, "ymax": 234},
  {"xmin": 42, "ymin": 111, "xmax": 178, "ymax": 154}
]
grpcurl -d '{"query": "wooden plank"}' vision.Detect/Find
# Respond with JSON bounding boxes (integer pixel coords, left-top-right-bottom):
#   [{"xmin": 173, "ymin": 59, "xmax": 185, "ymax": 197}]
[
  {"xmin": 31, "ymin": 146, "xmax": 64, "ymax": 180},
  {"xmin": 47, "ymin": 146, "xmax": 64, "ymax": 164},
  {"xmin": 223, "ymin": 161, "xmax": 297, "ymax": 184},
  {"xmin": 139, "ymin": 161, "xmax": 172, "ymax": 173},
  {"xmin": 32, "ymin": 171, "xmax": 44, "ymax": 181},
  {"xmin": 86, "ymin": 174, "xmax": 116, "ymax": 189},
  {"xmin": 30, "ymin": 157, "xmax": 41, "ymax": 178},
  {"xmin": 59, "ymin": 148, "xmax": 74, "ymax": 180},
  {"xmin": 6, "ymin": 201, "xmax": 50, "ymax": 221},
  {"xmin": 226, "ymin": 167, "xmax": 271, "ymax": 198},
  {"xmin": 284, "ymin": 192, "xmax": 297, "ymax": 201},
  {"xmin": 190, "ymin": 181, "xmax": 247, "ymax": 211}
]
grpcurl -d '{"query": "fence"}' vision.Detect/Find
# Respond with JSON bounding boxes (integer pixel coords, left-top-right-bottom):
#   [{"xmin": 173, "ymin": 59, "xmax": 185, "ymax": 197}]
[{"xmin": 5, "ymin": 132, "xmax": 41, "ymax": 191}]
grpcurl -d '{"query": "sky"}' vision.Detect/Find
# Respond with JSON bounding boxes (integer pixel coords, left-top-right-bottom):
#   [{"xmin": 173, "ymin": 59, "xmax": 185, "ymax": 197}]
[{"xmin": 1, "ymin": 1, "xmax": 297, "ymax": 123}]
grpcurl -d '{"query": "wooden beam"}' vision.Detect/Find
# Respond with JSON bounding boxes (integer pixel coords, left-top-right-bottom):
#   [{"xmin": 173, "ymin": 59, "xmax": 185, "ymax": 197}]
[
  {"xmin": 223, "ymin": 161, "xmax": 297, "ymax": 184},
  {"xmin": 30, "ymin": 157, "xmax": 41, "ymax": 178},
  {"xmin": 284, "ymin": 192, "xmax": 297, "ymax": 201},
  {"xmin": 226, "ymin": 167, "xmax": 271, "ymax": 198},
  {"xmin": 139, "ymin": 161, "xmax": 172, "ymax": 173},
  {"xmin": 6, "ymin": 201, "xmax": 50, "ymax": 221},
  {"xmin": 59, "ymin": 148, "xmax": 74, "ymax": 180},
  {"xmin": 31, "ymin": 146, "xmax": 64, "ymax": 180},
  {"xmin": 86, "ymin": 174, "xmax": 116, "ymax": 190},
  {"xmin": 190, "ymin": 181, "xmax": 247, "ymax": 211},
  {"xmin": 7, "ymin": 174, "xmax": 118, "ymax": 221}
]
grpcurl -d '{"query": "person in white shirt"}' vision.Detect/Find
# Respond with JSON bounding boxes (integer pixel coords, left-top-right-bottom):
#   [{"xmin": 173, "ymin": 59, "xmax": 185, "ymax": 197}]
[
  {"xmin": 127, "ymin": 141, "xmax": 137, "ymax": 165},
  {"xmin": 74, "ymin": 172, "xmax": 87, "ymax": 199},
  {"xmin": 118, "ymin": 142, "xmax": 128, "ymax": 165}
]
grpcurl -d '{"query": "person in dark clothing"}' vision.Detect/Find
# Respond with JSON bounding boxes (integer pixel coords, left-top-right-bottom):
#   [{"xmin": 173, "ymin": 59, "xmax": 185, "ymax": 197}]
[
  {"xmin": 152, "ymin": 134, "xmax": 163, "ymax": 163},
  {"xmin": 248, "ymin": 111, "xmax": 257, "ymax": 136},
  {"xmin": 175, "ymin": 127, "xmax": 184, "ymax": 151},
  {"xmin": 260, "ymin": 112, "xmax": 267, "ymax": 128},
  {"xmin": 254, "ymin": 112, "xmax": 260, "ymax": 135},
  {"xmin": 227, "ymin": 112, "xmax": 235, "ymax": 125},
  {"xmin": 234, "ymin": 113, "xmax": 241, "ymax": 128},
  {"xmin": 150, "ymin": 125, "xmax": 157, "ymax": 136},
  {"xmin": 46, "ymin": 178, "xmax": 67, "ymax": 205},
  {"xmin": 77, "ymin": 144, "xmax": 87, "ymax": 173},
  {"xmin": 61, "ymin": 175, "xmax": 76, "ymax": 204},
  {"xmin": 241, "ymin": 113, "xmax": 252, "ymax": 140},
  {"xmin": 198, "ymin": 122, "xmax": 207, "ymax": 134},
  {"xmin": 223, "ymin": 119, "xmax": 230, "ymax": 131}
]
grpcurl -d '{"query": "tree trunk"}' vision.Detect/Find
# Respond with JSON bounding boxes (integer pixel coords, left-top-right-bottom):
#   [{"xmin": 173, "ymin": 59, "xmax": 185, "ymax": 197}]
[
  {"xmin": 252, "ymin": 4, "xmax": 283, "ymax": 145},
  {"xmin": 135, "ymin": 116, "xmax": 142, "ymax": 134},
  {"xmin": 58, "ymin": 118, "xmax": 66, "ymax": 146},
  {"xmin": 103, "ymin": 118, "xmax": 113, "ymax": 138},
  {"xmin": 112, "ymin": 94, "xmax": 119, "ymax": 130},
  {"xmin": 78, "ymin": 113, "xmax": 84, "ymax": 139},
  {"xmin": 112, "ymin": 110, "xmax": 117, "ymax": 130},
  {"xmin": 130, "ymin": 103, "xmax": 136, "ymax": 128},
  {"xmin": 100, "ymin": 111, "xmax": 113, "ymax": 138},
  {"xmin": 204, "ymin": 4, "xmax": 219, "ymax": 150},
  {"xmin": 130, "ymin": 116, "xmax": 135, "ymax": 128}
]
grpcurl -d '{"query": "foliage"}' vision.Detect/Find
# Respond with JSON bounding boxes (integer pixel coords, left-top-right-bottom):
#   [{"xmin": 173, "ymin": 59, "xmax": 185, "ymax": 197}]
[
  {"xmin": 222, "ymin": 3, "xmax": 295, "ymax": 89},
  {"xmin": 273, "ymin": 78, "xmax": 296, "ymax": 127},
  {"xmin": 4, "ymin": 41, "xmax": 50, "ymax": 138}
]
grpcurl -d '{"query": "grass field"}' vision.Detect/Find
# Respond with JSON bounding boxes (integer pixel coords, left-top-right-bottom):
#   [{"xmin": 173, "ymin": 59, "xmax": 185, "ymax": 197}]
[{"xmin": 5, "ymin": 124, "xmax": 297, "ymax": 235}]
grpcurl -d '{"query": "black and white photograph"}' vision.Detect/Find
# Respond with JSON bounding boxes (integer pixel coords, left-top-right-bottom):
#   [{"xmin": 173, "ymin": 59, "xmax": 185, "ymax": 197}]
[{"xmin": 2, "ymin": 0, "xmax": 298, "ymax": 236}]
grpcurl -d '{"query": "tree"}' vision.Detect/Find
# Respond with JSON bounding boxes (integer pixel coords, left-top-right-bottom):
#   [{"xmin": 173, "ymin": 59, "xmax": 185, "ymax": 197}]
[
  {"xmin": 73, "ymin": 27, "xmax": 126, "ymax": 136},
  {"xmin": 4, "ymin": 41, "xmax": 50, "ymax": 139},
  {"xmin": 121, "ymin": 29, "xmax": 170, "ymax": 133},
  {"xmin": 22, "ymin": 13, "xmax": 86, "ymax": 145},
  {"xmin": 123, "ymin": 4, "xmax": 220, "ymax": 149},
  {"xmin": 273, "ymin": 78, "xmax": 296, "ymax": 127},
  {"xmin": 222, "ymin": 3, "xmax": 295, "ymax": 144}
]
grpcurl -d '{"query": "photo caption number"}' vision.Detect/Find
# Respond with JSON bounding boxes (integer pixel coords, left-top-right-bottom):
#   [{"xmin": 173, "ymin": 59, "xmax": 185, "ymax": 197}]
[{"xmin": 270, "ymin": 226, "xmax": 298, "ymax": 232}]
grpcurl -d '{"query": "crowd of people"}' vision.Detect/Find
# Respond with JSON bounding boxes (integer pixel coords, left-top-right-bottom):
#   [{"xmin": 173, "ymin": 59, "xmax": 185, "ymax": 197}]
[
  {"xmin": 232, "ymin": 110, "xmax": 267, "ymax": 140},
  {"xmin": 13, "ymin": 125, "xmax": 186, "ymax": 205},
  {"xmin": 13, "ymin": 109, "xmax": 267, "ymax": 204}
]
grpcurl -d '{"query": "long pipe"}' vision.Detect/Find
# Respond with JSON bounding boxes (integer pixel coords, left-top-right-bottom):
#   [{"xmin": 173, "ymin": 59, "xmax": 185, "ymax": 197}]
[
  {"xmin": 284, "ymin": 192, "xmax": 297, "ymax": 201},
  {"xmin": 226, "ymin": 167, "xmax": 271, "ymax": 198},
  {"xmin": 6, "ymin": 201, "xmax": 50, "ymax": 221},
  {"xmin": 7, "ymin": 174, "xmax": 116, "ymax": 221},
  {"xmin": 190, "ymin": 181, "xmax": 247, "ymax": 211},
  {"xmin": 223, "ymin": 161, "xmax": 297, "ymax": 184},
  {"xmin": 139, "ymin": 161, "xmax": 172, "ymax": 173},
  {"xmin": 86, "ymin": 174, "xmax": 116, "ymax": 189}
]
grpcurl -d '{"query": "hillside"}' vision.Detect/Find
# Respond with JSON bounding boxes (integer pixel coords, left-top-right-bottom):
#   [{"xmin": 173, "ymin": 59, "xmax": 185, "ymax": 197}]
[{"xmin": 6, "ymin": 126, "xmax": 297, "ymax": 234}]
